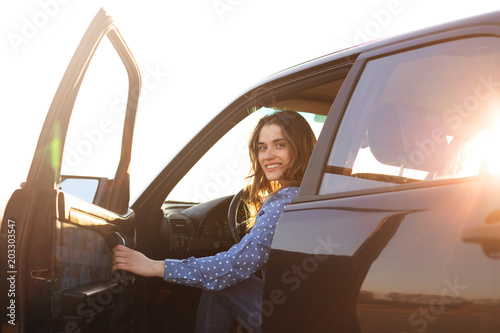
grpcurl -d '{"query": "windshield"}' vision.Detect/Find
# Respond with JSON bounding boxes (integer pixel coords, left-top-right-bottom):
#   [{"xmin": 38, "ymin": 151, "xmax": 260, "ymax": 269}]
[{"xmin": 167, "ymin": 107, "xmax": 324, "ymax": 203}]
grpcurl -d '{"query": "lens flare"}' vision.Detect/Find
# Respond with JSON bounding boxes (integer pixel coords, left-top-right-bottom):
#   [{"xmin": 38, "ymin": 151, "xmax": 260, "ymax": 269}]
[{"xmin": 458, "ymin": 107, "xmax": 500, "ymax": 177}]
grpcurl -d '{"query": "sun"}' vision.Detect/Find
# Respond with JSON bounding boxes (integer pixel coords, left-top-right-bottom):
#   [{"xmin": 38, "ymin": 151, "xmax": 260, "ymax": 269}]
[{"xmin": 458, "ymin": 103, "xmax": 500, "ymax": 177}]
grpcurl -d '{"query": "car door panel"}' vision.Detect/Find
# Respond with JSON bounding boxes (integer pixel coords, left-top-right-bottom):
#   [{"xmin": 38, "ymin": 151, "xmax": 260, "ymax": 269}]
[
  {"xmin": 264, "ymin": 23, "xmax": 500, "ymax": 332},
  {"xmin": 54, "ymin": 192, "xmax": 135, "ymax": 331},
  {"xmin": 264, "ymin": 180, "xmax": 500, "ymax": 332},
  {"xmin": 0, "ymin": 8, "xmax": 140, "ymax": 332},
  {"xmin": 55, "ymin": 191, "xmax": 135, "ymax": 294}
]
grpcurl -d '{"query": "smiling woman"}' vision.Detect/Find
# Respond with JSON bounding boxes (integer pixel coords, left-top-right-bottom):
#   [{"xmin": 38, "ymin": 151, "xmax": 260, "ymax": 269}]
[
  {"xmin": 246, "ymin": 110, "xmax": 317, "ymax": 215},
  {"xmin": 112, "ymin": 109, "xmax": 317, "ymax": 332},
  {"xmin": 257, "ymin": 123, "xmax": 290, "ymax": 181}
]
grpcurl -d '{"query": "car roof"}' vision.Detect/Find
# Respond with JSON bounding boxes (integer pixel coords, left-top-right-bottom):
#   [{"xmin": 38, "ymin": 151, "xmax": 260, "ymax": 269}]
[{"xmin": 264, "ymin": 9, "xmax": 500, "ymax": 84}]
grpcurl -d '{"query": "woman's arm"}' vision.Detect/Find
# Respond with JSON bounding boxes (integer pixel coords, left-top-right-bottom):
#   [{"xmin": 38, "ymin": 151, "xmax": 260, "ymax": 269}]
[
  {"xmin": 163, "ymin": 187, "xmax": 299, "ymax": 290},
  {"xmin": 111, "ymin": 187, "xmax": 299, "ymax": 290}
]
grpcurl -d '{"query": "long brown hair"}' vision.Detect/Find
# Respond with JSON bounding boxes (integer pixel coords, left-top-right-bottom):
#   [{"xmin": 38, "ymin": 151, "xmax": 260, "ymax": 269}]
[{"xmin": 245, "ymin": 110, "xmax": 317, "ymax": 214}]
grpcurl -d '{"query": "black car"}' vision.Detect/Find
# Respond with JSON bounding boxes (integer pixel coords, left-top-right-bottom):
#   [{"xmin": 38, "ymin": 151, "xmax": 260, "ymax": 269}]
[{"xmin": 2, "ymin": 7, "xmax": 500, "ymax": 333}]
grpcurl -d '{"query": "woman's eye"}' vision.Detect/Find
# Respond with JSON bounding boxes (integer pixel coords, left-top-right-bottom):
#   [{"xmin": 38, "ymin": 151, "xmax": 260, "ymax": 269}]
[{"xmin": 258, "ymin": 146, "xmax": 266, "ymax": 150}]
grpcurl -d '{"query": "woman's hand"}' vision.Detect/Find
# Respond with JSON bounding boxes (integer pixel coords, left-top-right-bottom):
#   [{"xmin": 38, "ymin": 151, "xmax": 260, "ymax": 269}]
[{"xmin": 112, "ymin": 245, "xmax": 164, "ymax": 278}]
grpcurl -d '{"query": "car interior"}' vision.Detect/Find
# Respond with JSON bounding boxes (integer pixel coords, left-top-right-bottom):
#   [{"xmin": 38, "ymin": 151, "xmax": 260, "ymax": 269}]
[
  {"xmin": 134, "ymin": 76, "xmax": 345, "ymax": 331},
  {"xmin": 53, "ymin": 67, "xmax": 348, "ymax": 332},
  {"xmin": 322, "ymin": 36, "xmax": 500, "ymax": 195}
]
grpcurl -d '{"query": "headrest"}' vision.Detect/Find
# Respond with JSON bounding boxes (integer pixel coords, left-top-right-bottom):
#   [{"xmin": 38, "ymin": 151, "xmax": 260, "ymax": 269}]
[{"xmin": 367, "ymin": 103, "xmax": 449, "ymax": 172}]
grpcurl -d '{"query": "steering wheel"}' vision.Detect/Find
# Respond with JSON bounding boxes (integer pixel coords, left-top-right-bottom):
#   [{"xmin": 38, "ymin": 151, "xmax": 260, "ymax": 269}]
[{"xmin": 228, "ymin": 188, "xmax": 251, "ymax": 243}]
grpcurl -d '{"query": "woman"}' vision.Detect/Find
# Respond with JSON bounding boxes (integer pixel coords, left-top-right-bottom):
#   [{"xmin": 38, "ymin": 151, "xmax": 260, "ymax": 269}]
[{"xmin": 112, "ymin": 110, "xmax": 316, "ymax": 332}]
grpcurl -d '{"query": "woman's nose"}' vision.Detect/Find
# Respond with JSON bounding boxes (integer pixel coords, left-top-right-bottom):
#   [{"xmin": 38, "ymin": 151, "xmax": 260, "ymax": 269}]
[{"xmin": 263, "ymin": 147, "xmax": 275, "ymax": 159}]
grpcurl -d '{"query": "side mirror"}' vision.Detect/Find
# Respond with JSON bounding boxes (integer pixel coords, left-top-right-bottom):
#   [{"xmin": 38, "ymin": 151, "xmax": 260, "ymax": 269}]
[{"xmin": 58, "ymin": 177, "xmax": 100, "ymax": 204}]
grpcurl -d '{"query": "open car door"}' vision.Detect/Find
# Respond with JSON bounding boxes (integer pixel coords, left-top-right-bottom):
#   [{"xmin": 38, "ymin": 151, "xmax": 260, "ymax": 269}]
[{"xmin": 1, "ymin": 8, "xmax": 140, "ymax": 332}]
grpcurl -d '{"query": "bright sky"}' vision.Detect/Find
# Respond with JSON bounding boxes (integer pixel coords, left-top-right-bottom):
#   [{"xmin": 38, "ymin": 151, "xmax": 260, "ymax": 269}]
[{"xmin": 1, "ymin": 0, "xmax": 499, "ymax": 218}]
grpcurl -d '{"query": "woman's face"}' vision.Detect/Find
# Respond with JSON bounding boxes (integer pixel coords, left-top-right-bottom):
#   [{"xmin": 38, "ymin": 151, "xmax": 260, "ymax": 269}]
[{"xmin": 257, "ymin": 123, "xmax": 291, "ymax": 181}]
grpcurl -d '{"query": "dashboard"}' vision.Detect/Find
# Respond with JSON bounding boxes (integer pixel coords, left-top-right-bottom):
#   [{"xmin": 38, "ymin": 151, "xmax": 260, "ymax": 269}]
[{"xmin": 161, "ymin": 195, "xmax": 235, "ymax": 259}]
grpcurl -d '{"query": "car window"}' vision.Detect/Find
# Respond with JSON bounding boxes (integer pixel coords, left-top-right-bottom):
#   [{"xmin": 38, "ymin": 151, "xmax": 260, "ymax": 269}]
[
  {"xmin": 56, "ymin": 36, "xmax": 131, "ymax": 209},
  {"xmin": 167, "ymin": 107, "xmax": 325, "ymax": 203},
  {"xmin": 60, "ymin": 37, "xmax": 128, "ymax": 180},
  {"xmin": 320, "ymin": 37, "xmax": 500, "ymax": 195}
]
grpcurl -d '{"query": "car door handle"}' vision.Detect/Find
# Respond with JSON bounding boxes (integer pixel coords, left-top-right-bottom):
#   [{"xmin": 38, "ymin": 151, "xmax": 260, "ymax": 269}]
[
  {"xmin": 461, "ymin": 222, "xmax": 500, "ymax": 258},
  {"xmin": 30, "ymin": 256, "xmax": 60, "ymax": 286},
  {"xmin": 462, "ymin": 223, "xmax": 500, "ymax": 242},
  {"xmin": 105, "ymin": 231, "xmax": 136, "ymax": 287},
  {"xmin": 105, "ymin": 231, "xmax": 126, "ymax": 249},
  {"xmin": 462, "ymin": 210, "xmax": 500, "ymax": 243},
  {"xmin": 31, "ymin": 268, "xmax": 59, "ymax": 283}
]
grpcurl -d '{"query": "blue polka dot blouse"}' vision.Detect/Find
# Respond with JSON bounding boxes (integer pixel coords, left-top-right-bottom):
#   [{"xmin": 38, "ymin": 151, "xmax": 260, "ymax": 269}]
[{"xmin": 163, "ymin": 187, "xmax": 299, "ymax": 290}]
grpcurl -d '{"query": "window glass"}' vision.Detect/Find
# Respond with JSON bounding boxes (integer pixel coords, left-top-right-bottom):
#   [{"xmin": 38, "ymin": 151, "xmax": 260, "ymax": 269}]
[
  {"xmin": 61, "ymin": 37, "xmax": 128, "ymax": 180},
  {"xmin": 321, "ymin": 37, "xmax": 500, "ymax": 195},
  {"xmin": 167, "ymin": 107, "xmax": 324, "ymax": 203}
]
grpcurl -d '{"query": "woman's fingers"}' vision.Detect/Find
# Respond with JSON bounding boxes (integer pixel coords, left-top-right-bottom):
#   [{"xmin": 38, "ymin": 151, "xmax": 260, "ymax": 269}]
[
  {"xmin": 113, "ymin": 244, "xmax": 129, "ymax": 257},
  {"xmin": 112, "ymin": 245, "xmax": 134, "ymax": 272},
  {"xmin": 112, "ymin": 256, "xmax": 128, "ymax": 269},
  {"xmin": 111, "ymin": 245, "xmax": 162, "ymax": 277}
]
